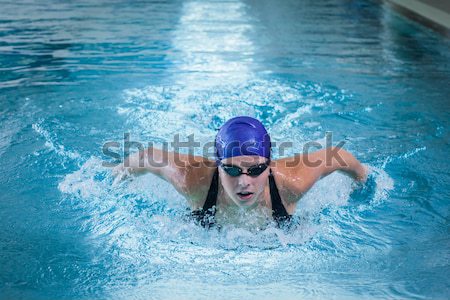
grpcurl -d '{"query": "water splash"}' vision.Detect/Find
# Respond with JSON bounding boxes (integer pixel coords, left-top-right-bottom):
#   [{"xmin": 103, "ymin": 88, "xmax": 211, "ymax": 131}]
[
  {"xmin": 56, "ymin": 76, "xmax": 386, "ymax": 254},
  {"xmin": 58, "ymin": 152, "xmax": 393, "ymax": 253},
  {"xmin": 32, "ymin": 121, "xmax": 81, "ymax": 160},
  {"xmin": 380, "ymin": 146, "xmax": 427, "ymax": 169}
]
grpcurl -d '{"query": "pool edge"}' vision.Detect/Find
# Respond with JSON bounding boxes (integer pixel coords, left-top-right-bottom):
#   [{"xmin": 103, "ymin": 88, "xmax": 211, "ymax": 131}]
[{"xmin": 385, "ymin": 0, "xmax": 450, "ymax": 37}]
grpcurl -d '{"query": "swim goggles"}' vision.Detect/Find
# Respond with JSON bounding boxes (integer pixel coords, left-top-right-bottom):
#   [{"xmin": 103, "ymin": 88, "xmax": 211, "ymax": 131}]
[{"xmin": 219, "ymin": 161, "xmax": 270, "ymax": 177}]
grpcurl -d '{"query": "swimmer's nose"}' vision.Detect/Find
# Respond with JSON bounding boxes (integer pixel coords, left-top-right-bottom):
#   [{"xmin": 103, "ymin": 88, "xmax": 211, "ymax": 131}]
[{"xmin": 237, "ymin": 174, "xmax": 251, "ymax": 187}]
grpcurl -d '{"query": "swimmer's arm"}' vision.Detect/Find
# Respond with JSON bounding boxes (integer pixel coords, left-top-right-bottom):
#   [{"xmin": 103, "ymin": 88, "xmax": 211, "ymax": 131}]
[
  {"xmin": 112, "ymin": 147, "xmax": 169, "ymax": 180},
  {"xmin": 324, "ymin": 147, "xmax": 367, "ymax": 181},
  {"xmin": 112, "ymin": 147, "xmax": 208, "ymax": 179},
  {"xmin": 111, "ymin": 147, "xmax": 214, "ymax": 205},
  {"xmin": 292, "ymin": 147, "xmax": 367, "ymax": 194}
]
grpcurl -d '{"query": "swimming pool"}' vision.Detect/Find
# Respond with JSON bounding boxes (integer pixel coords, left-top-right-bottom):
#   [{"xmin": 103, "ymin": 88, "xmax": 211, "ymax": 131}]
[{"xmin": 1, "ymin": 0, "xmax": 449, "ymax": 299}]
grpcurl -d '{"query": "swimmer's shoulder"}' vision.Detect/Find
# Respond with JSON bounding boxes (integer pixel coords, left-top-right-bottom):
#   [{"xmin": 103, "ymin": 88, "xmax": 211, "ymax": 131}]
[
  {"xmin": 271, "ymin": 156, "xmax": 311, "ymax": 205},
  {"xmin": 272, "ymin": 148, "xmax": 361, "ymax": 200},
  {"xmin": 176, "ymin": 156, "xmax": 217, "ymax": 209}
]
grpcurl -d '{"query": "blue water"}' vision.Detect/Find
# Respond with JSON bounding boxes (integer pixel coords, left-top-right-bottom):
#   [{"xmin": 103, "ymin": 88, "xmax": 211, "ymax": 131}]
[{"xmin": 1, "ymin": 0, "xmax": 449, "ymax": 299}]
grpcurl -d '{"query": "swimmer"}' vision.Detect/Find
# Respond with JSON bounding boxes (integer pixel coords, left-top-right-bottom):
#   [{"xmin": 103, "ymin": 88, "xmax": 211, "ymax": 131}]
[{"xmin": 112, "ymin": 116, "xmax": 367, "ymax": 228}]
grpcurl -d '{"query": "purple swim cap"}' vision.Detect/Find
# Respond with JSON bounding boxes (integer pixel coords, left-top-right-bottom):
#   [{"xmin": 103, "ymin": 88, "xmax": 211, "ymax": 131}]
[{"xmin": 215, "ymin": 116, "xmax": 271, "ymax": 161}]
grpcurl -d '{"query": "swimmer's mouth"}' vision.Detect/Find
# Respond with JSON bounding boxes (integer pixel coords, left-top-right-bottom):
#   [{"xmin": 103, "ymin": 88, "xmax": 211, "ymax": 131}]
[{"xmin": 237, "ymin": 192, "xmax": 254, "ymax": 200}]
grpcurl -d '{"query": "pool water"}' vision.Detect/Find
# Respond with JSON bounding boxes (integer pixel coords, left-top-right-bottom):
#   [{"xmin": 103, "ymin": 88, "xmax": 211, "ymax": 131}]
[{"xmin": 1, "ymin": 0, "xmax": 449, "ymax": 299}]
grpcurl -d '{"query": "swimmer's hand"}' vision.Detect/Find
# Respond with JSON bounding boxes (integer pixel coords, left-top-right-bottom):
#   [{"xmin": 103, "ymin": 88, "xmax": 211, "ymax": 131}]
[
  {"xmin": 111, "ymin": 164, "xmax": 132, "ymax": 186},
  {"xmin": 330, "ymin": 148, "xmax": 368, "ymax": 183},
  {"xmin": 111, "ymin": 149, "xmax": 154, "ymax": 185},
  {"xmin": 354, "ymin": 163, "xmax": 369, "ymax": 183}
]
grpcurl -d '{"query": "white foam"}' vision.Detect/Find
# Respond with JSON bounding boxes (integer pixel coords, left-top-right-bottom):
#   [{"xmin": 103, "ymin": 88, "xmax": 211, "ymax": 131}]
[
  {"xmin": 58, "ymin": 157, "xmax": 107, "ymax": 198},
  {"xmin": 303, "ymin": 121, "xmax": 321, "ymax": 128},
  {"xmin": 371, "ymin": 166, "xmax": 395, "ymax": 205},
  {"xmin": 297, "ymin": 171, "xmax": 354, "ymax": 216}
]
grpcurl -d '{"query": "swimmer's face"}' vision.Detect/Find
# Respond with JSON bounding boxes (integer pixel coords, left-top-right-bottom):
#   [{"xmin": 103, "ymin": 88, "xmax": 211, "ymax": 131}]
[{"xmin": 218, "ymin": 155, "xmax": 270, "ymax": 208}]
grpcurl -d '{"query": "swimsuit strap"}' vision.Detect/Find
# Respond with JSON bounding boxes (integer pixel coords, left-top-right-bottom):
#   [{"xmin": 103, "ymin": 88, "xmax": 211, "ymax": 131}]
[
  {"xmin": 202, "ymin": 167, "xmax": 219, "ymax": 211},
  {"xmin": 192, "ymin": 167, "xmax": 291, "ymax": 227},
  {"xmin": 191, "ymin": 168, "xmax": 219, "ymax": 228},
  {"xmin": 269, "ymin": 168, "xmax": 291, "ymax": 223}
]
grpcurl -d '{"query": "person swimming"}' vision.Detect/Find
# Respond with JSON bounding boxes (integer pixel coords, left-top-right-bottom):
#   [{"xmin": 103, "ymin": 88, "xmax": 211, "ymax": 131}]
[
  {"xmin": 191, "ymin": 116, "xmax": 290, "ymax": 228},
  {"xmin": 112, "ymin": 116, "xmax": 367, "ymax": 228}
]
